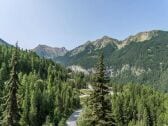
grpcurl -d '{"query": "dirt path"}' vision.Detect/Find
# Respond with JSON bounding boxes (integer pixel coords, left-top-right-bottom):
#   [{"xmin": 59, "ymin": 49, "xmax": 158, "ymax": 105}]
[{"xmin": 66, "ymin": 109, "xmax": 82, "ymax": 126}]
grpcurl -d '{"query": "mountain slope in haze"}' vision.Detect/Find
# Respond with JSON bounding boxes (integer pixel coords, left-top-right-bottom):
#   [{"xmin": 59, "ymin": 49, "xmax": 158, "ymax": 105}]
[
  {"xmin": 32, "ymin": 44, "xmax": 68, "ymax": 59},
  {"xmin": 0, "ymin": 38, "xmax": 10, "ymax": 46}
]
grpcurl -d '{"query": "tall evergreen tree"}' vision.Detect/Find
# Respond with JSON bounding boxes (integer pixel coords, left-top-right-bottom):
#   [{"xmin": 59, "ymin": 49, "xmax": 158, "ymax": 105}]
[
  {"xmin": 91, "ymin": 52, "xmax": 115, "ymax": 126},
  {"xmin": 78, "ymin": 52, "xmax": 115, "ymax": 126},
  {"xmin": 2, "ymin": 43, "xmax": 20, "ymax": 126},
  {"xmin": 20, "ymin": 74, "xmax": 31, "ymax": 126}
]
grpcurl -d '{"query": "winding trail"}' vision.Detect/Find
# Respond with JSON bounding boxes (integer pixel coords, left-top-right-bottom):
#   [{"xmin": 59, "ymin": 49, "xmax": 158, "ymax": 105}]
[
  {"xmin": 66, "ymin": 85, "xmax": 113, "ymax": 126},
  {"xmin": 66, "ymin": 109, "xmax": 82, "ymax": 126},
  {"xmin": 66, "ymin": 85, "xmax": 91, "ymax": 126}
]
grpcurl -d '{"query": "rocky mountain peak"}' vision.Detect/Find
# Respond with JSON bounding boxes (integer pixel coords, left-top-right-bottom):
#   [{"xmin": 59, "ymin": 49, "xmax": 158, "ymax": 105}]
[
  {"xmin": 92, "ymin": 36, "xmax": 119, "ymax": 49},
  {"xmin": 124, "ymin": 30, "xmax": 160, "ymax": 43},
  {"xmin": 32, "ymin": 44, "xmax": 68, "ymax": 58},
  {"xmin": 117, "ymin": 30, "xmax": 161, "ymax": 49},
  {"xmin": 69, "ymin": 36, "xmax": 119, "ymax": 56}
]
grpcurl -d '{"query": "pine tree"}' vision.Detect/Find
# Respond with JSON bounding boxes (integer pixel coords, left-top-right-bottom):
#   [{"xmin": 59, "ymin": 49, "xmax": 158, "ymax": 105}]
[
  {"xmin": 20, "ymin": 75, "xmax": 30, "ymax": 125},
  {"xmin": 93, "ymin": 52, "xmax": 115, "ymax": 126},
  {"xmin": 78, "ymin": 52, "xmax": 115, "ymax": 126},
  {"xmin": 29, "ymin": 79, "xmax": 47, "ymax": 126},
  {"xmin": 0, "ymin": 62, "xmax": 8, "ymax": 82},
  {"xmin": 0, "ymin": 62, "xmax": 8, "ymax": 115},
  {"xmin": 2, "ymin": 43, "xmax": 20, "ymax": 126}
]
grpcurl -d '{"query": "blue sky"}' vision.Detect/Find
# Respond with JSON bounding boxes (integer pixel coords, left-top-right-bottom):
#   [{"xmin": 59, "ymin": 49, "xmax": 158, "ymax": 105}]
[{"xmin": 0, "ymin": 0, "xmax": 168, "ymax": 49}]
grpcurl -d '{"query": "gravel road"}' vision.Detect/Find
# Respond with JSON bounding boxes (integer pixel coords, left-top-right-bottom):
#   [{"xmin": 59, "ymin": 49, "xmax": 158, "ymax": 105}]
[{"xmin": 66, "ymin": 109, "xmax": 82, "ymax": 126}]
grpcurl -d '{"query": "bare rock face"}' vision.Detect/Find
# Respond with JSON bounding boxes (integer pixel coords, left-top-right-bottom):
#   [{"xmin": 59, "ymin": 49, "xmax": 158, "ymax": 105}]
[
  {"xmin": 118, "ymin": 30, "xmax": 160, "ymax": 48},
  {"xmin": 67, "ymin": 65, "xmax": 89, "ymax": 75}
]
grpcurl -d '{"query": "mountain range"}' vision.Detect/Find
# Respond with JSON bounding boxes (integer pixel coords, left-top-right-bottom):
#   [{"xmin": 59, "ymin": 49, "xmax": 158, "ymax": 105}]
[
  {"xmin": 32, "ymin": 30, "xmax": 163, "ymax": 67},
  {"xmin": 32, "ymin": 30, "xmax": 168, "ymax": 91},
  {"xmin": 1, "ymin": 30, "xmax": 168, "ymax": 91},
  {"xmin": 50, "ymin": 30, "xmax": 165, "ymax": 67}
]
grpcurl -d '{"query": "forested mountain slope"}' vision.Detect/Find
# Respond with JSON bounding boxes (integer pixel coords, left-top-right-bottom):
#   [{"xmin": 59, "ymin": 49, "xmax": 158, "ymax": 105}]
[
  {"xmin": 0, "ymin": 44, "xmax": 86, "ymax": 125},
  {"xmin": 110, "ymin": 31, "xmax": 168, "ymax": 91},
  {"xmin": 54, "ymin": 30, "xmax": 168, "ymax": 91}
]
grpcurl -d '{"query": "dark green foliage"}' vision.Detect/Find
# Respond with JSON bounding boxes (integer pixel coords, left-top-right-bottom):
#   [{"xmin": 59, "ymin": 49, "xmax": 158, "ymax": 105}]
[
  {"xmin": 111, "ymin": 84, "xmax": 168, "ymax": 126},
  {"xmin": 78, "ymin": 50, "xmax": 168, "ymax": 126},
  {"xmin": 1, "ymin": 35, "xmax": 168, "ymax": 126},
  {"xmin": 79, "ymin": 83, "xmax": 168, "ymax": 126},
  {"xmin": 0, "ymin": 44, "xmax": 82, "ymax": 125},
  {"xmin": 2, "ymin": 44, "xmax": 20, "ymax": 126}
]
